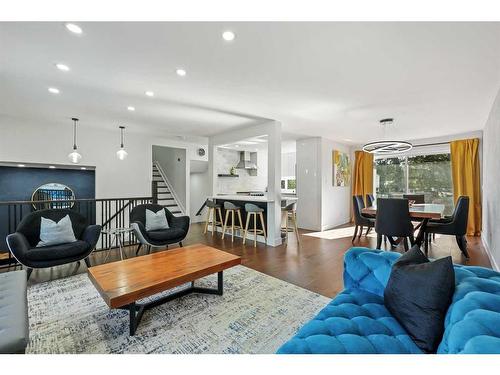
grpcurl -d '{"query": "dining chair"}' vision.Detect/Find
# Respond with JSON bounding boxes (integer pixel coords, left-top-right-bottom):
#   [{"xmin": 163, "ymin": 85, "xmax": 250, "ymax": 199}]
[
  {"xmin": 402, "ymin": 194, "xmax": 425, "ymax": 204},
  {"xmin": 424, "ymin": 196, "xmax": 470, "ymax": 258},
  {"xmin": 375, "ymin": 198, "xmax": 415, "ymax": 251},
  {"xmin": 366, "ymin": 194, "xmax": 375, "ymax": 207},
  {"xmin": 352, "ymin": 195, "xmax": 375, "ymax": 243}
]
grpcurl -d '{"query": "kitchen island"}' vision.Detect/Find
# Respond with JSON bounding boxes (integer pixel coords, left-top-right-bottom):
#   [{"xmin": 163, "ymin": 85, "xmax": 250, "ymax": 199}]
[{"xmin": 209, "ymin": 194, "xmax": 298, "ymax": 244}]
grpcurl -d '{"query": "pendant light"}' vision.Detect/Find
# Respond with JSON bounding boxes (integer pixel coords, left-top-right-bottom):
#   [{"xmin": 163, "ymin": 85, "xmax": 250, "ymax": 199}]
[
  {"xmin": 362, "ymin": 118, "xmax": 413, "ymax": 154},
  {"xmin": 68, "ymin": 117, "xmax": 82, "ymax": 163},
  {"xmin": 116, "ymin": 126, "xmax": 128, "ymax": 160}
]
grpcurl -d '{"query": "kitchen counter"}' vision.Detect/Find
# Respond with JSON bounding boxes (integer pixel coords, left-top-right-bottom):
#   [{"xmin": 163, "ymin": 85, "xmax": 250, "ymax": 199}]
[{"xmin": 212, "ymin": 194, "xmax": 298, "ymax": 203}]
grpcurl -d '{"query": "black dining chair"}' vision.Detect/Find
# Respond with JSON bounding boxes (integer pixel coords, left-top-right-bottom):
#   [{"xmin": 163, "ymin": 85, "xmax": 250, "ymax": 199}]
[
  {"xmin": 366, "ymin": 194, "xmax": 375, "ymax": 207},
  {"xmin": 424, "ymin": 196, "xmax": 470, "ymax": 258},
  {"xmin": 402, "ymin": 194, "xmax": 425, "ymax": 204},
  {"xmin": 375, "ymin": 198, "xmax": 415, "ymax": 251},
  {"xmin": 352, "ymin": 195, "xmax": 375, "ymax": 243}
]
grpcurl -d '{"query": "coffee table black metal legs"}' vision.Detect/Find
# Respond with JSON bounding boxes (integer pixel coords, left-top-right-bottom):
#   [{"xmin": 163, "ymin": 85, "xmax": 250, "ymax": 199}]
[{"xmin": 122, "ymin": 271, "xmax": 224, "ymax": 336}]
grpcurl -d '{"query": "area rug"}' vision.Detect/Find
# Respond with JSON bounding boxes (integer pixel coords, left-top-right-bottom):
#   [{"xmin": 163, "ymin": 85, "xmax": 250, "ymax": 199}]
[{"xmin": 27, "ymin": 265, "xmax": 329, "ymax": 354}]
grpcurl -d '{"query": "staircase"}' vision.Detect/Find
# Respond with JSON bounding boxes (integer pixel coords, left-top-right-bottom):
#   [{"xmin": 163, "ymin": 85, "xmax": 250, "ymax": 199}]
[{"xmin": 152, "ymin": 163, "xmax": 185, "ymax": 216}]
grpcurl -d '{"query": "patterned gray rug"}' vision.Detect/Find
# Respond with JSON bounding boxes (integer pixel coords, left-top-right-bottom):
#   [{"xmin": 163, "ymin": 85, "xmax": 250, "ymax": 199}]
[{"xmin": 27, "ymin": 265, "xmax": 329, "ymax": 353}]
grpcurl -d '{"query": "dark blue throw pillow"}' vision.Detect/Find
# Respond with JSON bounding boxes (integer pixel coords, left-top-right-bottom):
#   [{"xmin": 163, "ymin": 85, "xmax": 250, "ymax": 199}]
[{"xmin": 384, "ymin": 246, "xmax": 455, "ymax": 353}]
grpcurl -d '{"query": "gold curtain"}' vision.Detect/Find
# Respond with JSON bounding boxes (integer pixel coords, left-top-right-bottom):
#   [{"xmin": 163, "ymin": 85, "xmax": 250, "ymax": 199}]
[
  {"xmin": 352, "ymin": 150, "xmax": 374, "ymax": 203},
  {"xmin": 450, "ymin": 138, "xmax": 481, "ymax": 236}
]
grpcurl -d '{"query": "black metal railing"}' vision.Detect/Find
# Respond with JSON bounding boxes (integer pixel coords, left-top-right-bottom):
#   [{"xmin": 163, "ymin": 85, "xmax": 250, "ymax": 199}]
[{"xmin": 0, "ymin": 196, "xmax": 155, "ymax": 264}]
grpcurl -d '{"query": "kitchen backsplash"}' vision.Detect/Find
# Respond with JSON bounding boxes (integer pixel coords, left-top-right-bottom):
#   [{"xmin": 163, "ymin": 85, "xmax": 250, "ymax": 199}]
[{"xmin": 216, "ymin": 148, "xmax": 268, "ymax": 193}]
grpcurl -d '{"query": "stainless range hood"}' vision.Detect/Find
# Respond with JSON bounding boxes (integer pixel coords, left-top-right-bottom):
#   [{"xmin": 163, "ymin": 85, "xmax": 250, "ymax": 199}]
[{"xmin": 235, "ymin": 151, "xmax": 257, "ymax": 170}]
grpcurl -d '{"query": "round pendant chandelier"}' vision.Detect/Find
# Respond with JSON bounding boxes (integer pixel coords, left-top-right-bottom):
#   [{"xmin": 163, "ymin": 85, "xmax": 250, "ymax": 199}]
[{"xmin": 362, "ymin": 118, "xmax": 412, "ymax": 154}]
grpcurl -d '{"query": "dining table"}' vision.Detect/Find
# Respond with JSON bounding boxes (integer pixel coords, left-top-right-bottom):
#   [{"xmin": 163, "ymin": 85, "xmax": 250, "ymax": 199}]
[{"xmin": 361, "ymin": 203, "xmax": 445, "ymax": 246}]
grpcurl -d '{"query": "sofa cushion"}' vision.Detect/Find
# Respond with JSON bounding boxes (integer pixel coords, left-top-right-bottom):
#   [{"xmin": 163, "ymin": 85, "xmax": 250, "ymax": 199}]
[
  {"xmin": 384, "ymin": 247, "xmax": 455, "ymax": 353},
  {"xmin": 438, "ymin": 265, "xmax": 500, "ymax": 353},
  {"xmin": 147, "ymin": 228, "xmax": 185, "ymax": 242},
  {"xmin": 277, "ymin": 288, "xmax": 423, "ymax": 354},
  {"xmin": 0, "ymin": 270, "xmax": 28, "ymax": 353},
  {"xmin": 25, "ymin": 240, "xmax": 90, "ymax": 261}
]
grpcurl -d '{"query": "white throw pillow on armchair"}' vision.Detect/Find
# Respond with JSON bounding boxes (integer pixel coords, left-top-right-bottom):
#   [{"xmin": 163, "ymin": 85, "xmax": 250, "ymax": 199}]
[
  {"xmin": 145, "ymin": 208, "xmax": 170, "ymax": 231},
  {"xmin": 37, "ymin": 214, "xmax": 77, "ymax": 247}
]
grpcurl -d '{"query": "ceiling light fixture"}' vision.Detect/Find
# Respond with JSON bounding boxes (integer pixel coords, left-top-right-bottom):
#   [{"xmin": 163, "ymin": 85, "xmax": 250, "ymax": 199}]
[
  {"xmin": 362, "ymin": 118, "xmax": 413, "ymax": 154},
  {"xmin": 68, "ymin": 117, "xmax": 82, "ymax": 164},
  {"xmin": 176, "ymin": 68, "xmax": 187, "ymax": 77},
  {"xmin": 65, "ymin": 23, "xmax": 83, "ymax": 34},
  {"xmin": 127, "ymin": 106, "xmax": 135, "ymax": 111},
  {"xmin": 17, "ymin": 164, "xmax": 25, "ymax": 167},
  {"xmin": 49, "ymin": 166, "xmax": 56, "ymax": 169},
  {"xmin": 55, "ymin": 63, "xmax": 70, "ymax": 71},
  {"xmin": 48, "ymin": 87, "xmax": 60, "ymax": 94},
  {"xmin": 116, "ymin": 126, "xmax": 128, "ymax": 160},
  {"xmin": 80, "ymin": 167, "xmax": 87, "ymax": 170},
  {"xmin": 222, "ymin": 30, "xmax": 236, "ymax": 41},
  {"xmin": 145, "ymin": 91, "xmax": 154, "ymax": 97}
]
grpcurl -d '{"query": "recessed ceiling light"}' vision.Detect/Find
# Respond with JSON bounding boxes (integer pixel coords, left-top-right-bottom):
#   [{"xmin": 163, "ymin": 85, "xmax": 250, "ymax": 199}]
[
  {"xmin": 176, "ymin": 68, "xmax": 187, "ymax": 77},
  {"xmin": 145, "ymin": 91, "xmax": 154, "ymax": 97},
  {"xmin": 55, "ymin": 63, "xmax": 70, "ymax": 71},
  {"xmin": 127, "ymin": 106, "xmax": 135, "ymax": 111},
  {"xmin": 17, "ymin": 164, "xmax": 25, "ymax": 167},
  {"xmin": 222, "ymin": 31, "xmax": 236, "ymax": 41},
  {"xmin": 49, "ymin": 166, "xmax": 56, "ymax": 169},
  {"xmin": 80, "ymin": 167, "xmax": 87, "ymax": 170},
  {"xmin": 48, "ymin": 87, "xmax": 60, "ymax": 94},
  {"xmin": 65, "ymin": 23, "xmax": 83, "ymax": 34}
]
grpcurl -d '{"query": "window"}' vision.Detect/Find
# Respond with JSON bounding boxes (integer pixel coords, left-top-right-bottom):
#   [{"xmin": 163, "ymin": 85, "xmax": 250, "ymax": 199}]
[{"xmin": 374, "ymin": 153, "xmax": 453, "ymax": 215}]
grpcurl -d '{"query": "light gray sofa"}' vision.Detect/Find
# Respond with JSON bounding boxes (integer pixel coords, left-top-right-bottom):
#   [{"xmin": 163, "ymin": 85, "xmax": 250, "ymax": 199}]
[{"xmin": 0, "ymin": 270, "xmax": 28, "ymax": 353}]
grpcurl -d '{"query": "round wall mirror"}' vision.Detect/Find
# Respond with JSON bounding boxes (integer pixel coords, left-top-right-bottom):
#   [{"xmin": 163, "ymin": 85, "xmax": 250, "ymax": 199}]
[{"xmin": 31, "ymin": 183, "xmax": 75, "ymax": 210}]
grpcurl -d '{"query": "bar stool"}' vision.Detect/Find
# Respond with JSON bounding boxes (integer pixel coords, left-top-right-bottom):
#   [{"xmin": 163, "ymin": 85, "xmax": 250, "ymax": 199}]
[
  {"xmin": 222, "ymin": 201, "xmax": 244, "ymax": 242},
  {"xmin": 203, "ymin": 199, "xmax": 223, "ymax": 236},
  {"xmin": 243, "ymin": 203, "xmax": 267, "ymax": 247},
  {"xmin": 282, "ymin": 202, "xmax": 300, "ymax": 243}
]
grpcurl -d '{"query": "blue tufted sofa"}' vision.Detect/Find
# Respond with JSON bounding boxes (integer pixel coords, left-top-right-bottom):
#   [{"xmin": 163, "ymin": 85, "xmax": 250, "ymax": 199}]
[{"xmin": 277, "ymin": 247, "xmax": 500, "ymax": 354}]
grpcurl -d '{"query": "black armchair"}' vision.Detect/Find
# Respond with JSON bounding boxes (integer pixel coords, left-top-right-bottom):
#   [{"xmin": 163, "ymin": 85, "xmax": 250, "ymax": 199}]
[
  {"xmin": 424, "ymin": 196, "xmax": 470, "ymax": 258},
  {"xmin": 352, "ymin": 195, "xmax": 375, "ymax": 242},
  {"xmin": 6, "ymin": 209, "xmax": 101, "ymax": 279},
  {"xmin": 130, "ymin": 204, "xmax": 190, "ymax": 254}
]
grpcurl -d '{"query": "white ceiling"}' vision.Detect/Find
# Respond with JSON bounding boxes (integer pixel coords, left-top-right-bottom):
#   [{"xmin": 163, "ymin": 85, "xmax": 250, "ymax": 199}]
[{"xmin": 2, "ymin": 22, "xmax": 500, "ymax": 143}]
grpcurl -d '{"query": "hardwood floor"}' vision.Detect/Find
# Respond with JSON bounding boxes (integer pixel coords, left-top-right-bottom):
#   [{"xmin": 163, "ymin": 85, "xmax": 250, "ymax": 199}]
[{"xmin": 3, "ymin": 222, "xmax": 492, "ymax": 298}]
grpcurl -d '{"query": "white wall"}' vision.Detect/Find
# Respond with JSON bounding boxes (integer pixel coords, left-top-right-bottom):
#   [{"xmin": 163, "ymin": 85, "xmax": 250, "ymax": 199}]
[
  {"xmin": 482, "ymin": 89, "xmax": 500, "ymax": 271},
  {"xmin": 215, "ymin": 148, "xmax": 268, "ymax": 193},
  {"xmin": 281, "ymin": 151, "xmax": 296, "ymax": 177},
  {"xmin": 190, "ymin": 170, "xmax": 210, "ymax": 223},
  {"xmin": 296, "ymin": 137, "xmax": 352, "ymax": 231},
  {"xmin": 321, "ymin": 138, "xmax": 352, "ymax": 230},
  {"xmin": 296, "ymin": 138, "xmax": 322, "ymax": 230},
  {"xmin": 0, "ymin": 118, "xmax": 208, "ymax": 201},
  {"xmin": 152, "ymin": 145, "xmax": 187, "ymax": 208}
]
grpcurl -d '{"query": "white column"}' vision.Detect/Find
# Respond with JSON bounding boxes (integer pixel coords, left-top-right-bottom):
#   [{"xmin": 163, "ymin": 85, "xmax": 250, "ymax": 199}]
[{"xmin": 266, "ymin": 121, "xmax": 282, "ymax": 246}]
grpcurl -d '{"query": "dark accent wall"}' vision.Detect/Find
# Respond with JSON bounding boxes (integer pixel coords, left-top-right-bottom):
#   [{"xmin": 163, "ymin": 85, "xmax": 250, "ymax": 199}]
[{"xmin": 0, "ymin": 166, "xmax": 95, "ymax": 252}]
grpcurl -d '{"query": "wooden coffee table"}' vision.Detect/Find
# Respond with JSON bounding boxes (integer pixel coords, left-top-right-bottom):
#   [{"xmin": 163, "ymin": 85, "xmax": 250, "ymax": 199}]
[{"xmin": 88, "ymin": 243, "xmax": 241, "ymax": 335}]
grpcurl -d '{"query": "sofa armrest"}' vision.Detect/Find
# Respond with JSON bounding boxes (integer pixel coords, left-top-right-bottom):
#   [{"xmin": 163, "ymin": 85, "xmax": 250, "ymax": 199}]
[
  {"xmin": 343, "ymin": 247, "xmax": 400, "ymax": 297},
  {"xmin": 131, "ymin": 221, "xmax": 150, "ymax": 245},
  {"xmin": 82, "ymin": 225, "xmax": 101, "ymax": 249},
  {"xmin": 6, "ymin": 232, "xmax": 31, "ymax": 265},
  {"xmin": 169, "ymin": 215, "xmax": 190, "ymax": 234}
]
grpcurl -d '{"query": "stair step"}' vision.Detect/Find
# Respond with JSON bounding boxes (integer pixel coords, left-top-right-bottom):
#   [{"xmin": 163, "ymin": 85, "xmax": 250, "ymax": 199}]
[{"xmin": 158, "ymin": 197, "xmax": 174, "ymax": 201}]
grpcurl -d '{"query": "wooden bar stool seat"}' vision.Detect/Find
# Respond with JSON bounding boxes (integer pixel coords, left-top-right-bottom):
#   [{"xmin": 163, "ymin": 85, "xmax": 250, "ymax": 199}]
[
  {"xmin": 222, "ymin": 202, "xmax": 244, "ymax": 242},
  {"xmin": 203, "ymin": 199, "xmax": 224, "ymax": 236},
  {"xmin": 281, "ymin": 202, "xmax": 300, "ymax": 243},
  {"xmin": 243, "ymin": 203, "xmax": 267, "ymax": 247}
]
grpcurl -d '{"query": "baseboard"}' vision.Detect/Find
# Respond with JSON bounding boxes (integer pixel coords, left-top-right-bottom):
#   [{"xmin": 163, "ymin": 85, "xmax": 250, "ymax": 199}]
[{"xmin": 481, "ymin": 232, "xmax": 500, "ymax": 271}]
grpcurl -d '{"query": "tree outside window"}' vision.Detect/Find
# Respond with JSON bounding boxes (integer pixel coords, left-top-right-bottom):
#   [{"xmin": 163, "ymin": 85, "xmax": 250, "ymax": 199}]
[{"xmin": 375, "ymin": 153, "xmax": 453, "ymax": 215}]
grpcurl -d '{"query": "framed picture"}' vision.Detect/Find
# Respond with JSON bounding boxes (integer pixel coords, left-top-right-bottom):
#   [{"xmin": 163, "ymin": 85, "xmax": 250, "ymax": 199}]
[{"xmin": 333, "ymin": 150, "xmax": 351, "ymax": 187}]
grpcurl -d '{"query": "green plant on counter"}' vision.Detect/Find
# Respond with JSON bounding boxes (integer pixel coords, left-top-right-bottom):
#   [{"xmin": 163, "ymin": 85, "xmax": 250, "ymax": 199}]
[{"xmin": 230, "ymin": 166, "xmax": 236, "ymax": 175}]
